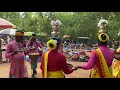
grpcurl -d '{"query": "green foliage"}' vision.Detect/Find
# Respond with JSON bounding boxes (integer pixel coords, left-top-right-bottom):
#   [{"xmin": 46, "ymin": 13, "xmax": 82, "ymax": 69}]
[{"xmin": 0, "ymin": 12, "xmax": 120, "ymax": 43}]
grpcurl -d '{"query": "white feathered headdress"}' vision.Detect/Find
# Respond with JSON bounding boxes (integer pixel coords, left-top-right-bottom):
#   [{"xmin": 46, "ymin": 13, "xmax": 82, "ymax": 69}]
[
  {"xmin": 97, "ymin": 18, "xmax": 108, "ymax": 27},
  {"xmin": 51, "ymin": 19, "xmax": 62, "ymax": 28}
]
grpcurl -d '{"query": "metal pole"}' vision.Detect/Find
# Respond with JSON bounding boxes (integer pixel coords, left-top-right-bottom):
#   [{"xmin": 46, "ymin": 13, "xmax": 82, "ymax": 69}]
[{"xmin": 0, "ymin": 39, "xmax": 2, "ymax": 64}]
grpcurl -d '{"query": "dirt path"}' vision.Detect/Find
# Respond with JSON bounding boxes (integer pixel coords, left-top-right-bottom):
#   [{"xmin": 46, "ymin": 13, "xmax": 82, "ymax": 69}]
[
  {"xmin": 0, "ymin": 61, "xmax": 90, "ymax": 78},
  {"xmin": 0, "ymin": 45, "xmax": 90, "ymax": 78}
]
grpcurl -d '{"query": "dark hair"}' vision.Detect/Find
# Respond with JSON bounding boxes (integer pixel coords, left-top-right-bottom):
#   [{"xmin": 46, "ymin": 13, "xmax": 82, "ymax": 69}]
[
  {"xmin": 101, "ymin": 34, "xmax": 107, "ymax": 40},
  {"xmin": 50, "ymin": 37, "xmax": 60, "ymax": 47},
  {"xmin": 98, "ymin": 40, "xmax": 108, "ymax": 46},
  {"xmin": 16, "ymin": 30, "xmax": 24, "ymax": 34},
  {"xmin": 49, "ymin": 43, "xmax": 54, "ymax": 48},
  {"xmin": 32, "ymin": 33, "xmax": 37, "ymax": 36},
  {"xmin": 97, "ymin": 34, "xmax": 108, "ymax": 46}
]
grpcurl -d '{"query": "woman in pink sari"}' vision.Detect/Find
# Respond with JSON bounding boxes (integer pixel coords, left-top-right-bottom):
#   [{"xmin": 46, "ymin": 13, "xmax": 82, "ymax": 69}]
[{"xmin": 77, "ymin": 33, "xmax": 114, "ymax": 78}]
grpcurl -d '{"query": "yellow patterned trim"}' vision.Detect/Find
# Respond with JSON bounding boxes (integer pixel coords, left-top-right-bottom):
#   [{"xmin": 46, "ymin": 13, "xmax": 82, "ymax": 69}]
[
  {"xmin": 91, "ymin": 48, "xmax": 112, "ymax": 78},
  {"xmin": 47, "ymin": 70, "xmax": 64, "ymax": 78},
  {"xmin": 44, "ymin": 51, "xmax": 49, "ymax": 78},
  {"xmin": 112, "ymin": 60, "xmax": 120, "ymax": 78},
  {"xmin": 97, "ymin": 48, "xmax": 112, "ymax": 78}
]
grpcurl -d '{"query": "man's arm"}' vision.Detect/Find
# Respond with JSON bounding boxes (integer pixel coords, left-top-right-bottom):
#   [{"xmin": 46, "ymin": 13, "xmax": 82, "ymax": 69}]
[
  {"xmin": 114, "ymin": 53, "xmax": 120, "ymax": 60},
  {"xmin": 38, "ymin": 41, "xmax": 43, "ymax": 51},
  {"xmin": 5, "ymin": 44, "xmax": 13, "ymax": 59}
]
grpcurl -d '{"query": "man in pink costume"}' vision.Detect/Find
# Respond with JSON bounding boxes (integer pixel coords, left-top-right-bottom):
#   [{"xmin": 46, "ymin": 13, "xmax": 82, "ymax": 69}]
[
  {"xmin": 58, "ymin": 40, "xmax": 64, "ymax": 54},
  {"xmin": 5, "ymin": 30, "xmax": 28, "ymax": 78},
  {"xmin": 26, "ymin": 33, "xmax": 43, "ymax": 78}
]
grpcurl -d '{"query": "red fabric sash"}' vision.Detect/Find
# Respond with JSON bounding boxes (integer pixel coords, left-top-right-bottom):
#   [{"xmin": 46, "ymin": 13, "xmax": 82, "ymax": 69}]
[
  {"xmin": 41, "ymin": 53, "xmax": 46, "ymax": 78},
  {"xmin": 93, "ymin": 50, "xmax": 104, "ymax": 78}
]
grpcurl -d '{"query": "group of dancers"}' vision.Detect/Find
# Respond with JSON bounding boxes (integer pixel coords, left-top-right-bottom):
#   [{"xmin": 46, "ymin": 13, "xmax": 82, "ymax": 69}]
[{"xmin": 4, "ymin": 18, "xmax": 120, "ymax": 78}]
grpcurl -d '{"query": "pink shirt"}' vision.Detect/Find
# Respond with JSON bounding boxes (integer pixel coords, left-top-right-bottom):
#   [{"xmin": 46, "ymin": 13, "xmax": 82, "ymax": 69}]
[
  {"xmin": 26, "ymin": 41, "xmax": 43, "ymax": 53},
  {"xmin": 81, "ymin": 46, "xmax": 114, "ymax": 70},
  {"xmin": 58, "ymin": 45, "xmax": 63, "ymax": 54}
]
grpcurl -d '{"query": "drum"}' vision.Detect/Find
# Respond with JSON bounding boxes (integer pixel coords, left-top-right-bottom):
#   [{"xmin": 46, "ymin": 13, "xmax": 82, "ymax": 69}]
[{"xmin": 29, "ymin": 53, "xmax": 40, "ymax": 61}]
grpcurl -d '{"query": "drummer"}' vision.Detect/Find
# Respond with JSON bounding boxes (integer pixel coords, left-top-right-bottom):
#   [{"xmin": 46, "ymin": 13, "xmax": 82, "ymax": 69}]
[
  {"xmin": 26, "ymin": 33, "xmax": 43, "ymax": 78},
  {"xmin": 40, "ymin": 37, "xmax": 78, "ymax": 78},
  {"xmin": 5, "ymin": 30, "xmax": 28, "ymax": 78}
]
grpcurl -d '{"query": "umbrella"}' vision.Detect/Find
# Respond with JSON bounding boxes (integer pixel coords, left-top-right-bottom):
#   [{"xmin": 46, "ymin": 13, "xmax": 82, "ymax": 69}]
[
  {"xmin": 37, "ymin": 32, "xmax": 47, "ymax": 36},
  {"xmin": 0, "ymin": 18, "xmax": 16, "ymax": 28},
  {"xmin": 41, "ymin": 33, "xmax": 47, "ymax": 36},
  {"xmin": 0, "ymin": 34, "xmax": 7, "ymax": 38},
  {"xmin": 24, "ymin": 32, "xmax": 34, "ymax": 36},
  {"xmin": 0, "ymin": 28, "xmax": 17, "ymax": 36}
]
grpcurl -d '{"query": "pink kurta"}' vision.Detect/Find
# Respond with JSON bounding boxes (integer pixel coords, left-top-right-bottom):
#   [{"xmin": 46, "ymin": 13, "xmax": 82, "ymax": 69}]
[
  {"xmin": 58, "ymin": 45, "xmax": 63, "ymax": 54},
  {"xmin": 5, "ymin": 40, "xmax": 28, "ymax": 78},
  {"xmin": 9, "ymin": 38, "xmax": 14, "ymax": 43},
  {"xmin": 81, "ymin": 46, "xmax": 114, "ymax": 70},
  {"xmin": 26, "ymin": 41, "xmax": 43, "ymax": 53}
]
